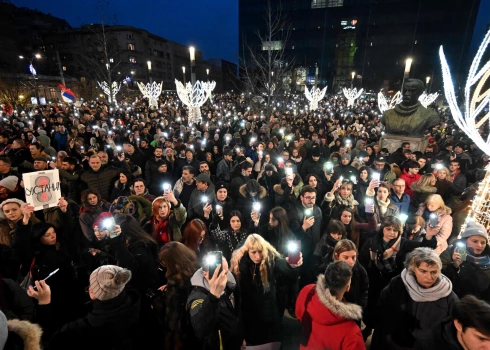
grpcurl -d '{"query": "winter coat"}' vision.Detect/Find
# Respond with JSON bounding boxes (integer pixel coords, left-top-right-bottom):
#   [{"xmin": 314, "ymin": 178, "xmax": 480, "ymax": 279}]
[
  {"xmin": 211, "ymin": 228, "xmax": 249, "ymax": 262},
  {"xmin": 58, "ymin": 168, "xmax": 83, "ymax": 203},
  {"xmin": 36, "ymin": 290, "xmax": 140, "ymax": 350},
  {"xmin": 440, "ymin": 240, "xmax": 490, "ymax": 303},
  {"xmin": 144, "ymin": 157, "xmax": 167, "ymax": 184},
  {"xmin": 410, "ymin": 182, "xmax": 437, "ymax": 210},
  {"xmin": 390, "ymin": 193, "xmax": 411, "ymax": 215},
  {"xmin": 355, "ymin": 178, "xmax": 370, "ymax": 218},
  {"xmin": 230, "ymin": 175, "xmax": 248, "ymax": 202},
  {"xmin": 238, "ymin": 254, "xmax": 299, "ymax": 346},
  {"xmin": 187, "ymin": 268, "xmax": 243, "ymax": 350},
  {"xmin": 174, "ymin": 158, "xmax": 200, "ymax": 178},
  {"xmin": 295, "ymin": 274, "xmax": 365, "ymax": 350},
  {"xmin": 148, "ymin": 171, "xmax": 173, "ymax": 197},
  {"xmin": 236, "ymin": 184, "xmax": 267, "ymax": 227},
  {"xmin": 288, "ymin": 202, "xmax": 323, "ymax": 258},
  {"xmin": 2, "ymin": 318, "xmax": 43, "ymax": 350},
  {"xmin": 0, "ymin": 278, "xmax": 35, "ymax": 321},
  {"xmin": 110, "ymin": 180, "xmax": 131, "ymax": 202},
  {"xmin": 416, "ymin": 206, "xmax": 453, "ymax": 254},
  {"xmin": 216, "ymin": 158, "xmax": 233, "ymax": 183},
  {"xmin": 413, "ymin": 320, "xmax": 462, "ymax": 350},
  {"xmin": 187, "ymin": 187, "xmax": 217, "ymax": 221},
  {"xmin": 300, "ymin": 158, "xmax": 324, "ymax": 180},
  {"xmin": 143, "ymin": 201, "xmax": 187, "ymax": 245},
  {"xmin": 371, "ymin": 274, "xmax": 458, "ymax": 349},
  {"xmin": 272, "ymin": 179, "xmax": 304, "ymax": 212},
  {"xmin": 332, "ymin": 164, "xmax": 358, "ymax": 182},
  {"xmin": 80, "ymin": 162, "xmax": 130, "ymax": 201},
  {"xmin": 399, "ymin": 170, "xmax": 421, "ymax": 197},
  {"xmin": 435, "ymin": 178, "xmax": 452, "ymax": 199}
]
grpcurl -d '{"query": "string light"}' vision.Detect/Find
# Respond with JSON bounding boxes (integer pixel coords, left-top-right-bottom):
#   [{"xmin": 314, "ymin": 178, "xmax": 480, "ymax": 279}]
[
  {"xmin": 342, "ymin": 88, "xmax": 364, "ymax": 107},
  {"xmin": 304, "ymin": 86, "xmax": 327, "ymax": 111},
  {"xmin": 97, "ymin": 81, "xmax": 121, "ymax": 104},
  {"xmin": 137, "ymin": 81, "xmax": 163, "ymax": 108}
]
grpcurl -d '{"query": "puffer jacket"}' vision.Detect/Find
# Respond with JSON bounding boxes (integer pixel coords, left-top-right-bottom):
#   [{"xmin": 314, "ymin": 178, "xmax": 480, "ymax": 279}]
[
  {"xmin": 81, "ymin": 162, "xmax": 130, "ymax": 201},
  {"xmin": 416, "ymin": 205, "xmax": 453, "ymax": 254}
]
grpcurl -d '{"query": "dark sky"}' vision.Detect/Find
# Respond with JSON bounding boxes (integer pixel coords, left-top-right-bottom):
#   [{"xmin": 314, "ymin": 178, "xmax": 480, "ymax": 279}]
[{"xmin": 14, "ymin": 0, "xmax": 239, "ymax": 64}]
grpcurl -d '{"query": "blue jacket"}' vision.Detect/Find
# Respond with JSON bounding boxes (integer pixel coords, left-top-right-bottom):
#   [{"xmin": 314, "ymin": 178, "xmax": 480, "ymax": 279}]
[
  {"xmin": 390, "ymin": 193, "xmax": 410, "ymax": 214},
  {"xmin": 54, "ymin": 131, "xmax": 69, "ymax": 151}
]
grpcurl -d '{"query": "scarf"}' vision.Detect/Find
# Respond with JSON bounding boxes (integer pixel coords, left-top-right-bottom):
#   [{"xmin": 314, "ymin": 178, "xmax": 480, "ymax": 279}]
[
  {"xmin": 377, "ymin": 198, "xmax": 390, "ymax": 215},
  {"xmin": 401, "ymin": 268, "xmax": 452, "ymax": 302},
  {"xmin": 152, "ymin": 216, "xmax": 170, "ymax": 245},
  {"xmin": 466, "ymin": 247, "xmax": 490, "ymax": 267},
  {"xmin": 370, "ymin": 234, "xmax": 401, "ymax": 273},
  {"xmin": 334, "ymin": 193, "xmax": 359, "ymax": 207}
]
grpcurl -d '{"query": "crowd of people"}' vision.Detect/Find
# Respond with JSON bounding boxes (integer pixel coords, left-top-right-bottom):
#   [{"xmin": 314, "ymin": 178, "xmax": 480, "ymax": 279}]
[{"xmin": 0, "ymin": 90, "xmax": 490, "ymax": 349}]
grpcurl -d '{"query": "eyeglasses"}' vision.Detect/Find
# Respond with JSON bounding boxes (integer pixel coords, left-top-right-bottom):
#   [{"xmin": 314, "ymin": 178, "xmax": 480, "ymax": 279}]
[{"xmin": 303, "ymin": 196, "xmax": 316, "ymax": 200}]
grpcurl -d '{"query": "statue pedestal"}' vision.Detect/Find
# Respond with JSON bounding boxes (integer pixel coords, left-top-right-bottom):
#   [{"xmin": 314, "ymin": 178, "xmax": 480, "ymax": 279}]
[{"xmin": 380, "ymin": 134, "xmax": 429, "ymax": 153}]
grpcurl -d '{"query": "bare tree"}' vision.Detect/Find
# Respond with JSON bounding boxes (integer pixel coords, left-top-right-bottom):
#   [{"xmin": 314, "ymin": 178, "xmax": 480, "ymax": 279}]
[
  {"xmin": 75, "ymin": 1, "xmax": 127, "ymax": 105},
  {"xmin": 0, "ymin": 78, "xmax": 29, "ymax": 109},
  {"xmin": 239, "ymin": 0, "xmax": 293, "ymax": 109}
]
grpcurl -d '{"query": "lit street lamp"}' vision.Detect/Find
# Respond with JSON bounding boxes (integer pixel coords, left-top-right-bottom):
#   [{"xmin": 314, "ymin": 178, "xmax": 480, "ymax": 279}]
[
  {"xmin": 426, "ymin": 76, "xmax": 431, "ymax": 92},
  {"xmin": 189, "ymin": 46, "xmax": 196, "ymax": 85},
  {"xmin": 401, "ymin": 58, "xmax": 413, "ymax": 92},
  {"xmin": 182, "ymin": 66, "xmax": 186, "ymax": 84},
  {"xmin": 147, "ymin": 60, "xmax": 152, "ymax": 83},
  {"xmin": 19, "ymin": 54, "xmax": 42, "ymax": 104},
  {"xmin": 206, "ymin": 68, "xmax": 209, "ymax": 81},
  {"xmin": 351, "ymin": 71, "xmax": 355, "ymax": 88}
]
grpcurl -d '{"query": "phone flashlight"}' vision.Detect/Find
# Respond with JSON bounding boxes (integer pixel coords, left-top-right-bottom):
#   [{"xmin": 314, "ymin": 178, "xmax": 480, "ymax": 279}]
[
  {"xmin": 163, "ymin": 183, "xmax": 171, "ymax": 191},
  {"xmin": 372, "ymin": 172, "xmax": 380, "ymax": 181},
  {"xmin": 400, "ymin": 214, "xmax": 408, "ymax": 225},
  {"xmin": 287, "ymin": 241, "xmax": 298, "ymax": 252},
  {"xmin": 285, "ymin": 167, "xmax": 293, "ymax": 175},
  {"xmin": 436, "ymin": 164, "xmax": 443, "ymax": 170},
  {"xmin": 116, "ymin": 146, "xmax": 122, "ymax": 152},
  {"xmin": 253, "ymin": 202, "xmax": 261, "ymax": 212},
  {"xmin": 102, "ymin": 218, "xmax": 115, "ymax": 229},
  {"xmin": 201, "ymin": 196, "xmax": 209, "ymax": 203},
  {"xmin": 304, "ymin": 209, "xmax": 313, "ymax": 217}
]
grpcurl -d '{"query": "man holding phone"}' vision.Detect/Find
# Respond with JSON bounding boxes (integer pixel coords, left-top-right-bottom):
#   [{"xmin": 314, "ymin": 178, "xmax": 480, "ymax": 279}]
[
  {"xmin": 187, "ymin": 254, "xmax": 244, "ymax": 350},
  {"xmin": 289, "ymin": 185, "xmax": 323, "ymax": 288}
]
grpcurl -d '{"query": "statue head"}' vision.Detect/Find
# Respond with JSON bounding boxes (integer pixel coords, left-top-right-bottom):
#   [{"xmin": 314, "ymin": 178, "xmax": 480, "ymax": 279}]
[{"xmin": 401, "ymin": 79, "xmax": 425, "ymax": 106}]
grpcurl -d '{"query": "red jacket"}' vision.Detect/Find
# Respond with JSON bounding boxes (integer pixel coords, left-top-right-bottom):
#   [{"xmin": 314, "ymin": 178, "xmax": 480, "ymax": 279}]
[
  {"xmin": 296, "ymin": 275, "xmax": 365, "ymax": 350},
  {"xmin": 399, "ymin": 170, "xmax": 421, "ymax": 197}
]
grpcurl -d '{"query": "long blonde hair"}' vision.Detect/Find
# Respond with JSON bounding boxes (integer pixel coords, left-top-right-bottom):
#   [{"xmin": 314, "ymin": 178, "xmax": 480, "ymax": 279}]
[
  {"xmin": 230, "ymin": 234, "xmax": 281, "ymax": 290},
  {"xmin": 416, "ymin": 173, "xmax": 436, "ymax": 187}
]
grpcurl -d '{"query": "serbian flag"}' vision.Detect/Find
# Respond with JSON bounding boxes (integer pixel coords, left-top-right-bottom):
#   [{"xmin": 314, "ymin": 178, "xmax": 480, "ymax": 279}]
[{"xmin": 59, "ymin": 84, "xmax": 76, "ymax": 103}]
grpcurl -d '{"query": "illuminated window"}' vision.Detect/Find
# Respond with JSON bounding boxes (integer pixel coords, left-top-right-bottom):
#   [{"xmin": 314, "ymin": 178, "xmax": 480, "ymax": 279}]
[
  {"xmin": 129, "ymin": 56, "xmax": 136, "ymax": 63},
  {"xmin": 62, "ymin": 66, "xmax": 66, "ymax": 71},
  {"xmin": 128, "ymin": 43, "xmax": 135, "ymax": 51},
  {"xmin": 312, "ymin": 0, "xmax": 343, "ymax": 8},
  {"xmin": 262, "ymin": 41, "xmax": 283, "ymax": 51}
]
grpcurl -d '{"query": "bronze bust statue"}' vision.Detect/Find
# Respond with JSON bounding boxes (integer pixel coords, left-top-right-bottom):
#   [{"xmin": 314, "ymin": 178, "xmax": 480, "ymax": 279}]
[{"xmin": 381, "ymin": 79, "xmax": 440, "ymax": 137}]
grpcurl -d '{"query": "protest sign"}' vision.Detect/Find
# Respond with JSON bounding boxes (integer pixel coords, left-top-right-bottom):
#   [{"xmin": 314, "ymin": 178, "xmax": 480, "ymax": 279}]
[{"xmin": 22, "ymin": 169, "xmax": 61, "ymax": 211}]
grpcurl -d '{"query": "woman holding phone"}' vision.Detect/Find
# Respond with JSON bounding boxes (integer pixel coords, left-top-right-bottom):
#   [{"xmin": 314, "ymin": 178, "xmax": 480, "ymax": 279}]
[
  {"xmin": 231, "ymin": 234, "xmax": 302, "ymax": 349},
  {"xmin": 440, "ymin": 221, "xmax": 490, "ymax": 303},
  {"xmin": 365, "ymin": 182, "xmax": 399, "ymax": 223},
  {"xmin": 415, "ymin": 194, "xmax": 453, "ymax": 254},
  {"xmin": 322, "ymin": 179, "xmax": 360, "ymax": 229}
]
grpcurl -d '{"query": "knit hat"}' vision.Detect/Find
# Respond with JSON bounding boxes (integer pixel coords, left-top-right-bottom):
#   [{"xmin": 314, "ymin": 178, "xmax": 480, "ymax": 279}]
[
  {"xmin": 265, "ymin": 164, "xmax": 275, "ymax": 172},
  {"xmin": 375, "ymin": 155, "xmax": 387, "ymax": 163},
  {"xmin": 32, "ymin": 222, "xmax": 55, "ymax": 242},
  {"xmin": 341, "ymin": 154, "xmax": 352, "ymax": 162},
  {"xmin": 34, "ymin": 156, "xmax": 48, "ymax": 162},
  {"xmin": 461, "ymin": 221, "xmax": 488, "ymax": 240},
  {"xmin": 195, "ymin": 173, "xmax": 211, "ymax": 184},
  {"xmin": 0, "ymin": 176, "xmax": 19, "ymax": 192},
  {"xmin": 311, "ymin": 148, "xmax": 321, "ymax": 157},
  {"xmin": 215, "ymin": 181, "xmax": 228, "ymax": 193},
  {"xmin": 89, "ymin": 265, "xmax": 132, "ymax": 301},
  {"xmin": 0, "ymin": 198, "xmax": 25, "ymax": 219}
]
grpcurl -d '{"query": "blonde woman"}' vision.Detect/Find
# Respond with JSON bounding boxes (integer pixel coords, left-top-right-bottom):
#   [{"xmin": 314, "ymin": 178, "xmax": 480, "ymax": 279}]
[
  {"xmin": 411, "ymin": 173, "xmax": 437, "ymax": 210},
  {"xmin": 231, "ymin": 234, "xmax": 302, "ymax": 349},
  {"xmin": 416, "ymin": 194, "xmax": 453, "ymax": 254},
  {"xmin": 435, "ymin": 166, "xmax": 453, "ymax": 198}
]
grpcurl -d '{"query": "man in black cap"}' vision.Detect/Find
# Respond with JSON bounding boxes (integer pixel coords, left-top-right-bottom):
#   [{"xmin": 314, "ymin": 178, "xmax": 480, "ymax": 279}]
[
  {"xmin": 187, "ymin": 173, "xmax": 216, "ymax": 220},
  {"xmin": 216, "ymin": 149, "xmax": 233, "ymax": 183},
  {"xmin": 332, "ymin": 153, "xmax": 357, "ymax": 182},
  {"xmin": 300, "ymin": 147, "xmax": 324, "ymax": 180},
  {"xmin": 371, "ymin": 155, "xmax": 396, "ymax": 183}
]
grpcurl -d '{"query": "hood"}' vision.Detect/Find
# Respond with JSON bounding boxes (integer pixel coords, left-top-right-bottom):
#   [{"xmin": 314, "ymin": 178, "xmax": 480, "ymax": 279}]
[
  {"xmin": 190, "ymin": 267, "xmax": 236, "ymax": 293},
  {"xmin": 410, "ymin": 182, "xmax": 437, "ymax": 194},
  {"xmin": 7, "ymin": 319, "xmax": 43, "ymax": 350},
  {"xmin": 239, "ymin": 183, "xmax": 267, "ymax": 199},
  {"xmin": 88, "ymin": 290, "xmax": 140, "ymax": 328},
  {"xmin": 298, "ymin": 275, "xmax": 362, "ymax": 327},
  {"xmin": 37, "ymin": 135, "xmax": 51, "ymax": 149}
]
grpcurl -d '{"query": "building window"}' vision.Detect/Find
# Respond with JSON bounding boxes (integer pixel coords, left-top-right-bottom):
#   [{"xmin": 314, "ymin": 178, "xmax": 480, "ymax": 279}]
[
  {"xmin": 81, "ymin": 77, "xmax": 86, "ymax": 82},
  {"xmin": 311, "ymin": 0, "xmax": 343, "ymax": 8},
  {"xmin": 129, "ymin": 56, "xmax": 137, "ymax": 63},
  {"xmin": 127, "ymin": 33, "xmax": 133, "ymax": 39},
  {"xmin": 167, "ymin": 63, "xmax": 171, "ymax": 70},
  {"xmin": 62, "ymin": 66, "xmax": 66, "ymax": 71},
  {"xmin": 128, "ymin": 43, "xmax": 135, "ymax": 51},
  {"xmin": 166, "ymin": 53, "xmax": 170, "ymax": 59},
  {"xmin": 153, "ymin": 49, "xmax": 158, "ymax": 56},
  {"xmin": 262, "ymin": 41, "xmax": 283, "ymax": 51}
]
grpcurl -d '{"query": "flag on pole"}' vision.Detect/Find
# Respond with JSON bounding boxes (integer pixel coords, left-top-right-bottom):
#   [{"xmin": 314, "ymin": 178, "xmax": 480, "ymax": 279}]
[{"xmin": 59, "ymin": 84, "xmax": 76, "ymax": 103}]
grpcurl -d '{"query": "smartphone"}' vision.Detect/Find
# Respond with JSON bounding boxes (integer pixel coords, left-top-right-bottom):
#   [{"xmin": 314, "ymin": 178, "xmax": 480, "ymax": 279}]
[
  {"xmin": 455, "ymin": 242, "xmax": 467, "ymax": 261},
  {"xmin": 304, "ymin": 208, "xmax": 313, "ymax": 218},
  {"xmin": 325, "ymin": 162, "xmax": 333, "ymax": 175},
  {"xmin": 206, "ymin": 251, "xmax": 223, "ymax": 277},
  {"xmin": 365, "ymin": 198, "xmax": 374, "ymax": 213},
  {"xmin": 429, "ymin": 214, "xmax": 439, "ymax": 228},
  {"xmin": 287, "ymin": 240, "xmax": 301, "ymax": 264},
  {"xmin": 146, "ymin": 288, "xmax": 164, "ymax": 298}
]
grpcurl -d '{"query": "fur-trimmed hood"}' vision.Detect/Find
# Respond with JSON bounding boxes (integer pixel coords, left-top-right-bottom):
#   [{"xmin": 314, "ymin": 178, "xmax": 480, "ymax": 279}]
[
  {"xmin": 313, "ymin": 274, "xmax": 363, "ymax": 322},
  {"xmin": 273, "ymin": 180, "xmax": 304, "ymax": 198},
  {"xmin": 239, "ymin": 183, "xmax": 267, "ymax": 198},
  {"xmin": 7, "ymin": 319, "xmax": 43, "ymax": 350},
  {"xmin": 410, "ymin": 182, "xmax": 437, "ymax": 194}
]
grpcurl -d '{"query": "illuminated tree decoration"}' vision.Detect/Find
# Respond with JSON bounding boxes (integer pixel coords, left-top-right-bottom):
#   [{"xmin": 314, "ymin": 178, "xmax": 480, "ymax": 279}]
[
  {"xmin": 304, "ymin": 86, "xmax": 327, "ymax": 111},
  {"xmin": 137, "ymin": 81, "xmax": 163, "ymax": 108},
  {"xmin": 175, "ymin": 79, "xmax": 216, "ymax": 125},
  {"xmin": 97, "ymin": 81, "xmax": 121, "ymax": 104},
  {"xmin": 378, "ymin": 91, "xmax": 402, "ymax": 114},
  {"xmin": 440, "ymin": 29, "xmax": 490, "ymax": 234},
  {"xmin": 343, "ymin": 88, "xmax": 364, "ymax": 107},
  {"xmin": 418, "ymin": 91, "xmax": 439, "ymax": 108}
]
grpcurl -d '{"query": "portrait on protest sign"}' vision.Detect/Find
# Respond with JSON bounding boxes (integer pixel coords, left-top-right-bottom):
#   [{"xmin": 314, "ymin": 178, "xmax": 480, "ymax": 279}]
[{"xmin": 22, "ymin": 169, "xmax": 62, "ymax": 211}]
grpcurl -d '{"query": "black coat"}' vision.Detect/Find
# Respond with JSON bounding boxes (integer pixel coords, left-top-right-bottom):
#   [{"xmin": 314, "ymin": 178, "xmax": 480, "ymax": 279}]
[
  {"xmin": 110, "ymin": 180, "xmax": 131, "ymax": 202},
  {"xmin": 372, "ymin": 274, "xmax": 458, "ymax": 349},
  {"xmin": 37, "ymin": 290, "xmax": 141, "ymax": 350},
  {"xmin": 413, "ymin": 320, "xmax": 462, "ymax": 350}
]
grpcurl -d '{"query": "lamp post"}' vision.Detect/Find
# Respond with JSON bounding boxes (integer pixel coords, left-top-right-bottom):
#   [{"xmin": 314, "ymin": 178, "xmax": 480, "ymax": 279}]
[
  {"xmin": 189, "ymin": 46, "xmax": 196, "ymax": 86},
  {"xmin": 206, "ymin": 68, "xmax": 209, "ymax": 81},
  {"xmin": 401, "ymin": 58, "xmax": 412, "ymax": 92},
  {"xmin": 351, "ymin": 71, "xmax": 355, "ymax": 88},
  {"xmin": 19, "ymin": 54, "xmax": 42, "ymax": 105},
  {"xmin": 425, "ymin": 76, "xmax": 431, "ymax": 92},
  {"xmin": 147, "ymin": 61, "xmax": 152, "ymax": 83},
  {"xmin": 182, "ymin": 66, "xmax": 186, "ymax": 84}
]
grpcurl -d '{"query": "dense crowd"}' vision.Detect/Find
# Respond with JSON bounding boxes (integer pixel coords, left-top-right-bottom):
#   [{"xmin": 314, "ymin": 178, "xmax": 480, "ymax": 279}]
[{"xmin": 0, "ymin": 90, "xmax": 490, "ymax": 350}]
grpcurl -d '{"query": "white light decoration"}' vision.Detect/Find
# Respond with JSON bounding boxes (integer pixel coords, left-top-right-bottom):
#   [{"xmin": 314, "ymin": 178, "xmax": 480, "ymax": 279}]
[
  {"xmin": 97, "ymin": 81, "xmax": 121, "ymax": 104},
  {"xmin": 137, "ymin": 81, "xmax": 163, "ymax": 108},
  {"xmin": 264, "ymin": 83, "xmax": 276, "ymax": 96},
  {"xmin": 342, "ymin": 88, "xmax": 364, "ymax": 107},
  {"xmin": 418, "ymin": 91, "xmax": 439, "ymax": 108},
  {"xmin": 378, "ymin": 91, "xmax": 402, "ymax": 114},
  {"xmin": 175, "ymin": 79, "xmax": 216, "ymax": 125},
  {"xmin": 440, "ymin": 29, "xmax": 490, "ymax": 234},
  {"xmin": 29, "ymin": 64, "xmax": 37, "ymax": 76},
  {"xmin": 304, "ymin": 86, "xmax": 327, "ymax": 110}
]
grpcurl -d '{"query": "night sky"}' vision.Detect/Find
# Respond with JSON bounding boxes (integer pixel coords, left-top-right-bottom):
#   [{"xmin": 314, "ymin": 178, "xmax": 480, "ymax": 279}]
[
  {"xmin": 13, "ymin": 0, "xmax": 490, "ymax": 66},
  {"xmin": 14, "ymin": 0, "xmax": 239, "ymax": 64}
]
